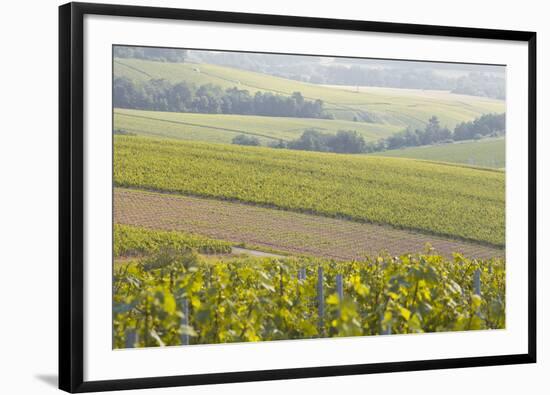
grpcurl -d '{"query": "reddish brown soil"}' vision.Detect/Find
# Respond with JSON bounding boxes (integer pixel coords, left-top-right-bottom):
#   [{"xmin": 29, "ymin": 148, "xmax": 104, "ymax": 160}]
[{"xmin": 114, "ymin": 188, "xmax": 504, "ymax": 261}]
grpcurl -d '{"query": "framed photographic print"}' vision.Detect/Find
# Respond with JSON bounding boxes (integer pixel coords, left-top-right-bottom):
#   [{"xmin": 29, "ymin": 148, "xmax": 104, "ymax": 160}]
[{"xmin": 59, "ymin": 2, "xmax": 537, "ymax": 392}]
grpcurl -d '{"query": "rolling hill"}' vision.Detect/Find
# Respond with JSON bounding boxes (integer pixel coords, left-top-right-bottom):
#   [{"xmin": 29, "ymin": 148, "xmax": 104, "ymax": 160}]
[
  {"xmin": 371, "ymin": 137, "xmax": 505, "ymax": 168},
  {"xmin": 114, "ymin": 58, "xmax": 505, "ymax": 129},
  {"xmin": 114, "ymin": 135, "xmax": 505, "ymax": 246},
  {"xmin": 114, "ymin": 108, "xmax": 401, "ymax": 144}
]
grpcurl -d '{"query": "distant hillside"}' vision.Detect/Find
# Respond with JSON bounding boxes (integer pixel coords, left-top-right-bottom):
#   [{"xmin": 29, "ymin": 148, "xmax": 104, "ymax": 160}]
[
  {"xmin": 114, "ymin": 108, "xmax": 400, "ymax": 145},
  {"xmin": 114, "ymin": 46, "xmax": 505, "ymax": 98},
  {"xmin": 114, "ymin": 58, "xmax": 505, "ymax": 129},
  {"xmin": 370, "ymin": 137, "xmax": 505, "ymax": 168}
]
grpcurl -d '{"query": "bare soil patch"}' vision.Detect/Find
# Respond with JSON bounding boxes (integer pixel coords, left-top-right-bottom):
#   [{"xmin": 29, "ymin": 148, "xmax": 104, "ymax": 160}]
[{"xmin": 114, "ymin": 188, "xmax": 504, "ymax": 261}]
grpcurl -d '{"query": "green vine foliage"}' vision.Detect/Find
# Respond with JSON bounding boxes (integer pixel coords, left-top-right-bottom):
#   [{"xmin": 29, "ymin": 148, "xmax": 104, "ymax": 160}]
[
  {"xmin": 114, "ymin": 224, "xmax": 233, "ymax": 257},
  {"xmin": 113, "ymin": 249, "xmax": 505, "ymax": 348}
]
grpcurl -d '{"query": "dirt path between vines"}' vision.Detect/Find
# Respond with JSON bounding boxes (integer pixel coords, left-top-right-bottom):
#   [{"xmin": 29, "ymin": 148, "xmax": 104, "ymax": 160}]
[{"xmin": 114, "ymin": 188, "xmax": 504, "ymax": 261}]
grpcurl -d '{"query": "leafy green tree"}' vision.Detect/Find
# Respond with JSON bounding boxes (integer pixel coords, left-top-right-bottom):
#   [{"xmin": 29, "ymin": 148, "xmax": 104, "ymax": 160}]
[
  {"xmin": 232, "ymin": 135, "xmax": 261, "ymax": 146},
  {"xmin": 328, "ymin": 130, "xmax": 367, "ymax": 153},
  {"xmin": 113, "ymin": 77, "xmax": 328, "ymax": 118},
  {"xmin": 287, "ymin": 129, "xmax": 331, "ymax": 152}
]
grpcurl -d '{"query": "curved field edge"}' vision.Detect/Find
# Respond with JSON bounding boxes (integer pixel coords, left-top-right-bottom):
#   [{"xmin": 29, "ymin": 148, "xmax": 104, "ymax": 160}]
[
  {"xmin": 113, "ymin": 108, "xmax": 401, "ymax": 144},
  {"xmin": 113, "ymin": 58, "xmax": 505, "ymax": 128},
  {"xmin": 371, "ymin": 137, "xmax": 505, "ymax": 169},
  {"xmin": 114, "ymin": 188, "xmax": 504, "ymax": 260},
  {"xmin": 114, "ymin": 223, "xmax": 292, "ymax": 259},
  {"xmin": 114, "ymin": 135, "xmax": 505, "ymax": 246}
]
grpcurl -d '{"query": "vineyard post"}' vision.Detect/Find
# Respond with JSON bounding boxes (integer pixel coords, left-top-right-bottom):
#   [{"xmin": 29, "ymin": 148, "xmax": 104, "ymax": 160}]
[
  {"xmin": 336, "ymin": 274, "xmax": 343, "ymax": 301},
  {"xmin": 181, "ymin": 298, "xmax": 190, "ymax": 345},
  {"xmin": 279, "ymin": 265, "xmax": 284, "ymax": 297},
  {"xmin": 317, "ymin": 266, "xmax": 324, "ymax": 334},
  {"xmin": 473, "ymin": 269, "xmax": 481, "ymax": 296},
  {"xmin": 381, "ymin": 304, "xmax": 392, "ymax": 336},
  {"xmin": 381, "ymin": 318, "xmax": 392, "ymax": 336},
  {"xmin": 335, "ymin": 274, "xmax": 344, "ymax": 317},
  {"xmin": 296, "ymin": 268, "xmax": 305, "ymax": 303},
  {"xmin": 125, "ymin": 329, "xmax": 137, "ymax": 348}
]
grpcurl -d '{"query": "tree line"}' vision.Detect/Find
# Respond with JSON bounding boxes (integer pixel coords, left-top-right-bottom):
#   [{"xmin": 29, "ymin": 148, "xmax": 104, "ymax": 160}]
[
  {"xmin": 114, "ymin": 46, "xmax": 189, "ymax": 62},
  {"xmin": 308, "ymin": 68, "xmax": 505, "ymax": 100},
  {"xmin": 366, "ymin": 113, "xmax": 505, "ymax": 153},
  {"xmin": 233, "ymin": 129, "xmax": 367, "ymax": 154},
  {"xmin": 114, "ymin": 77, "xmax": 328, "ymax": 118},
  {"xmin": 232, "ymin": 113, "xmax": 505, "ymax": 154},
  {"xmin": 451, "ymin": 72, "xmax": 505, "ymax": 100}
]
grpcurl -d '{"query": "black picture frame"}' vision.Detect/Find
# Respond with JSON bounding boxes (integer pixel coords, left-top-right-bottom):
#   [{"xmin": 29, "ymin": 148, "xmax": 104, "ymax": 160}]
[{"xmin": 59, "ymin": 2, "xmax": 537, "ymax": 392}]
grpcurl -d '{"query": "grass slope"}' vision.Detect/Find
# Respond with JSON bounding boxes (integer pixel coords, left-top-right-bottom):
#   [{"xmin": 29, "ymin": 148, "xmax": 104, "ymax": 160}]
[
  {"xmin": 114, "ymin": 58, "xmax": 505, "ymax": 128},
  {"xmin": 114, "ymin": 135, "xmax": 505, "ymax": 246},
  {"xmin": 114, "ymin": 108, "xmax": 400, "ymax": 144},
  {"xmin": 371, "ymin": 137, "xmax": 505, "ymax": 168}
]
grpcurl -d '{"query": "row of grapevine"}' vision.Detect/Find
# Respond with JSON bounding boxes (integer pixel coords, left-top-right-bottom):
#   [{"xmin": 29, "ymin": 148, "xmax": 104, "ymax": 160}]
[
  {"xmin": 114, "ymin": 135, "xmax": 505, "ymax": 246},
  {"xmin": 113, "ymin": 248, "xmax": 505, "ymax": 348},
  {"xmin": 114, "ymin": 224, "xmax": 233, "ymax": 257}
]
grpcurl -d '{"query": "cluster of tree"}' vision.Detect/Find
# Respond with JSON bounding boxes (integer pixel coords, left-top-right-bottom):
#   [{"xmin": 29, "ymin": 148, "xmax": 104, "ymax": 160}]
[
  {"xmin": 453, "ymin": 113, "xmax": 506, "ymax": 141},
  {"xmin": 114, "ymin": 46, "xmax": 188, "ymax": 62},
  {"xmin": 233, "ymin": 113, "xmax": 504, "ymax": 154},
  {"xmin": 233, "ymin": 114, "xmax": 506, "ymax": 154},
  {"xmin": 365, "ymin": 113, "xmax": 505, "ymax": 153},
  {"xmin": 452, "ymin": 72, "xmax": 505, "ymax": 100},
  {"xmin": 113, "ymin": 128, "xmax": 136, "ymax": 136},
  {"xmin": 368, "ymin": 117, "xmax": 452, "ymax": 152},
  {"xmin": 261, "ymin": 129, "xmax": 367, "ymax": 154},
  {"xmin": 309, "ymin": 67, "xmax": 505, "ymax": 99},
  {"xmin": 231, "ymin": 135, "xmax": 261, "ymax": 146},
  {"xmin": 114, "ymin": 77, "xmax": 328, "ymax": 118}
]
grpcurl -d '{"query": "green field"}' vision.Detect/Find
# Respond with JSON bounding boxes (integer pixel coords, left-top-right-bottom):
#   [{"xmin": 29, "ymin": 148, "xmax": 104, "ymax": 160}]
[
  {"xmin": 371, "ymin": 137, "xmax": 505, "ymax": 168},
  {"xmin": 114, "ymin": 224, "xmax": 233, "ymax": 257},
  {"xmin": 114, "ymin": 108, "xmax": 400, "ymax": 144},
  {"xmin": 114, "ymin": 135, "xmax": 505, "ymax": 246},
  {"xmin": 114, "ymin": 58, "xmax": 505, "ymax": 128}
]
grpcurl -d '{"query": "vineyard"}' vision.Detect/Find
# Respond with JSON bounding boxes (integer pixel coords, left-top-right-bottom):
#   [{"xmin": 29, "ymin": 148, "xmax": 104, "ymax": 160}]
[
  {"xmin": 112, "ymin": 51, "xmax": 507, "ymax": 350},
  {"xmin": 114, "ymin": 248, "xmax": 505, "ymax": 348},
  {"xmin": 114, "ymin": 189, "xmax": 504, "ymax": 260},
  {"xmin": 114, "ymin": 135, "xmax": 505, "ymax": 246},
  {"xmin": 114, "ymin": 224, "xmax": 233, "ymax": 257}
]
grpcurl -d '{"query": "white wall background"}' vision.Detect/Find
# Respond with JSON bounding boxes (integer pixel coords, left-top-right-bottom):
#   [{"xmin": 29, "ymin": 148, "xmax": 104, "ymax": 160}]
[{"xmin": 0, "ymin": 0, "xmax": 546, "ymax": 393}]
